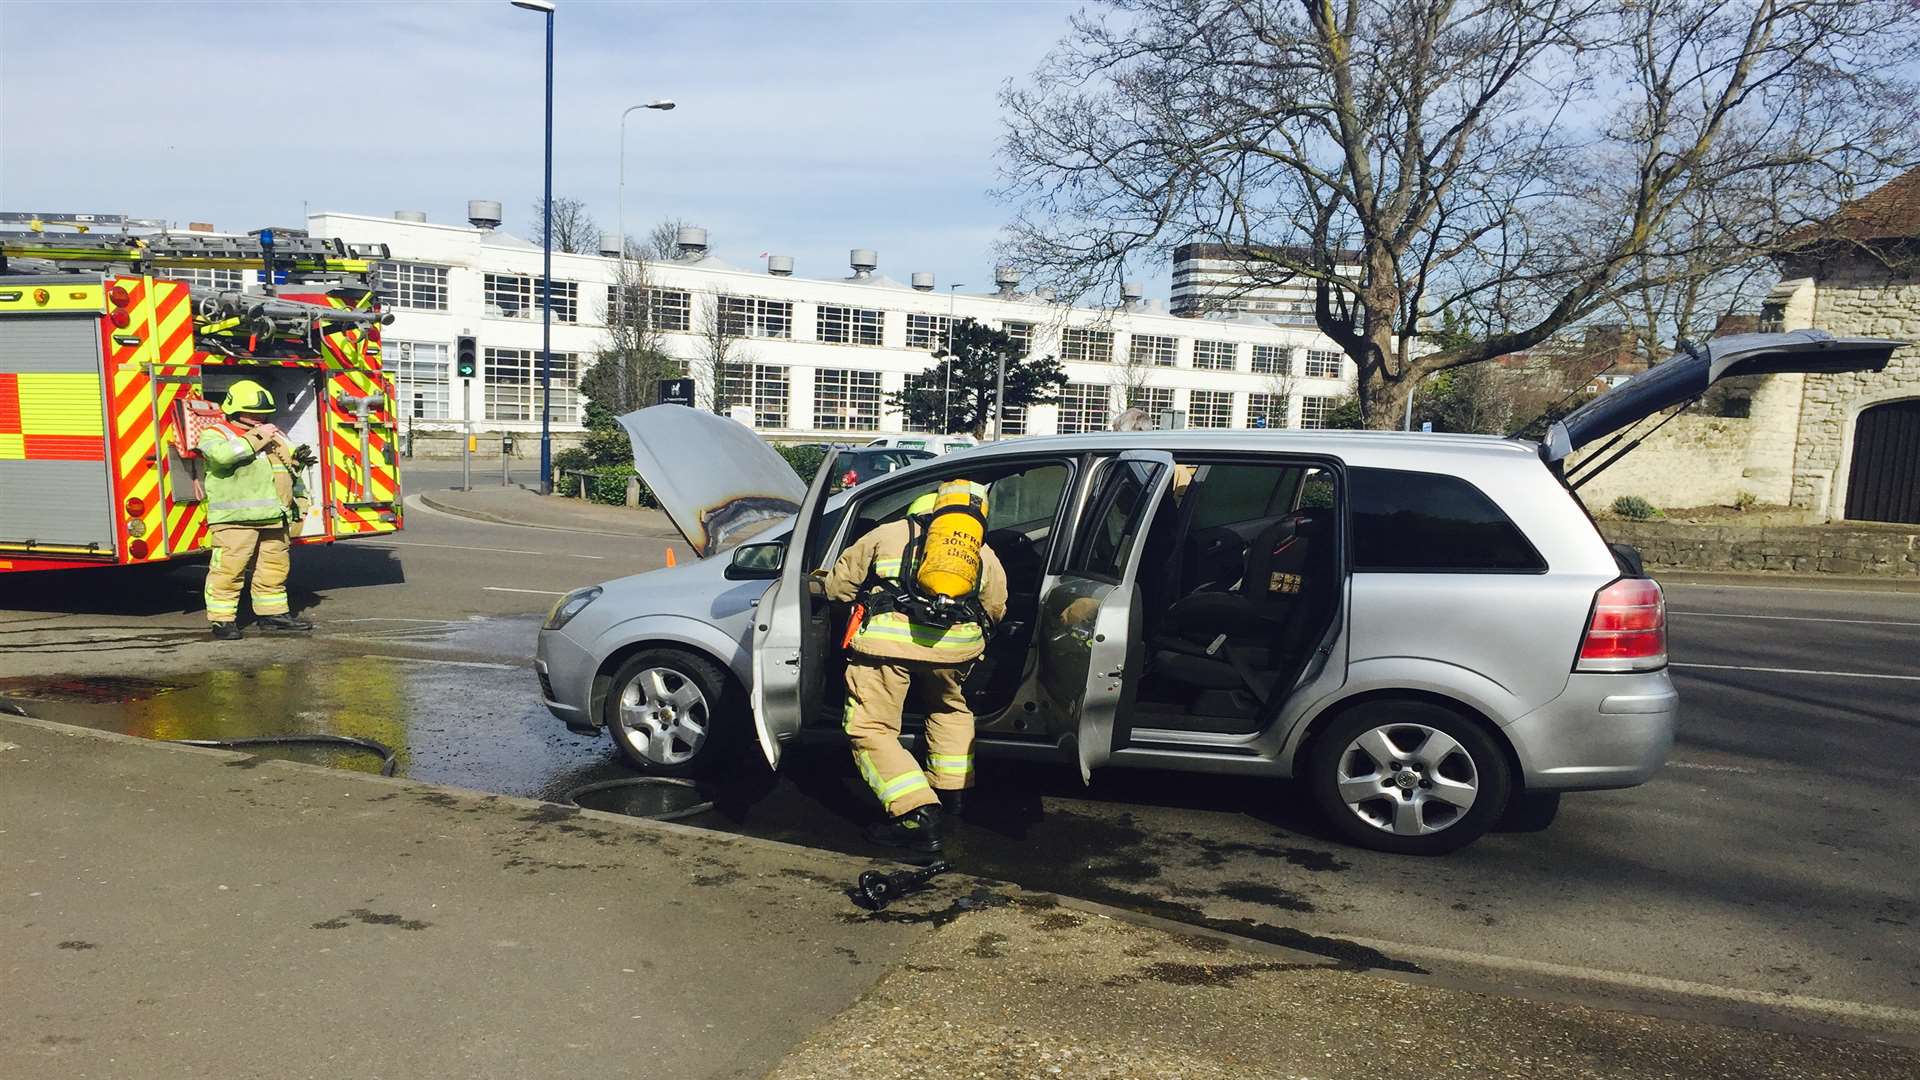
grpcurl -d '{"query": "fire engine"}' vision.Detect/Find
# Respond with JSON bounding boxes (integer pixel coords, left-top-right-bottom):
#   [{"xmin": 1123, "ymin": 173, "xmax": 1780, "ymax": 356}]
[{"xmin": 0, "ymin": 213, "xmax": 402, "ymax": 573}]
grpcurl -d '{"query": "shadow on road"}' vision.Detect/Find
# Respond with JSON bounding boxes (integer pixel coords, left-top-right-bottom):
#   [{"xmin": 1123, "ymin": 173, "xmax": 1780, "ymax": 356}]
[{"xmin": 0, "ymin": 544, "xmax": 405, "ymax": 619}]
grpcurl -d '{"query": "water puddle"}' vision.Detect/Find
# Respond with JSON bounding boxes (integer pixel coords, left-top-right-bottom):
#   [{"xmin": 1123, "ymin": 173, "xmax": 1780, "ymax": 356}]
[{"xmin": 0, "ymin": 674, "xmax": 183, "ymax": 705}]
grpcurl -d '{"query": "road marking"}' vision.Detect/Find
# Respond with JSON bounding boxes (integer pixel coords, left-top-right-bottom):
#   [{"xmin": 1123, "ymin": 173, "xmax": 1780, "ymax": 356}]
[
  {"xmin": 370, "ymin": 655, "xmax": 520, "ymax": 671},
  {"xmin": 358, "ymin": 539, "xmax": 603, "ymax": 560},
  {"xmin": 483, "ymin": 586, "xmax": 568, "ymax": 596},
  {"xmin": 1338, "ymin": 932, "xmax": 1920, "ymax": 1031},
  {"xmin": 1670, "ymin": 609, "xmax": 1920, "ymax": 628},
  {"xmin": 1665, "ymin": 580, "xmax": 1920, "ymax": 598},
  {"xmin": 1671, "ymin": 661, "xmax": 1920, "ymax": 683},
  {"xmin": 402, "ymin": 493, "xmax": 651, "ymax": 539}
]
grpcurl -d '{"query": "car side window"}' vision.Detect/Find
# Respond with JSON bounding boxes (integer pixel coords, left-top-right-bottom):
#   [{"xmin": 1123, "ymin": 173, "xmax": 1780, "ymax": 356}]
[
  {"xmin": 1349, "ymin": 467, "xmax": 1546, "ymax": 572},
  {"xmin": 1069, "ymin": 459, "xmax": 1161, "ymax": 581}
]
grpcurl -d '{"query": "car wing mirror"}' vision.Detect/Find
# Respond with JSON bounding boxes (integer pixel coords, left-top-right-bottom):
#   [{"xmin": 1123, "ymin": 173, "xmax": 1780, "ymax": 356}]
[{"xmin": 725, "ymin": 541, "xmax": 785, "ymax": 580}]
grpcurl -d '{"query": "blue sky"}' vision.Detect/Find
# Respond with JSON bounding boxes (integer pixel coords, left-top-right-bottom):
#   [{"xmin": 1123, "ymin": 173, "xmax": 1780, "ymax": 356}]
[{"xmin": 0, "ymin": 1, "xmax": 1100, "ymax": 295}]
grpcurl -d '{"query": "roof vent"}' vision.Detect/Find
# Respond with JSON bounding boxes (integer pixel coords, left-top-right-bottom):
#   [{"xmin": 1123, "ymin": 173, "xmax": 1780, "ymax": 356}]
[
  {"xmin": 598, "ymin": 232, "xmax": 623, "ymax": 257},
  {"xmin": 994, "ymin": 265, "xmax": 1020, "ymax": 295},
  {"xmin": 910, "ymin": 272, "xmax": 935, "ymax": 292},
  {"xmin": 766, "ymin": 254, "xmax": 794, "ymax": 276},
  {"xmin": 1034, "ymin": 286, "xmax": 1057, "ymax": 303},
  {"xmin": 467, "ymin": 199, "xmax": 503, "ymax": 230},
  {"xmin": 1122, "ymin": 282, "xmax": 1145, "ymax": 308},
  {"xmin": 849, "ymin": 248, "xmax": 878, "ymax": 279},
  {"xmin": 394, "ymin": 210, "xmax": 427, "ymax": 223},
  {"xmin": 675, "ymin": 226, "xmax": 709, "ymax": 259}
]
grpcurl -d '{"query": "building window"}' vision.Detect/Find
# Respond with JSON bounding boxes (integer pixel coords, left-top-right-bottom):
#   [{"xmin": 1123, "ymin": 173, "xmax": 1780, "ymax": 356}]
[
  {"xmin": 377, "ymin": 262, "xmax": 448, "ymax": 311},
  {"xmin": 1189, "ymin": 390, "xmax": 1233, "ymax": 429},
  {"xmin": 160, "ymin": 266, "xmax": 245, "ymax": 292},
  {"xmin": 605, "ymin": 286, "xmax": 690, "ymax": 331},
  {"xmin": 1246, "ymin": 392, "xmax": 1290, "ymax": 428},
  {"xmin": 815, "ymin": 368, "xmax": 882, "ymax": 431},
  {"xmin": 1251, "ymin": 344, "xmax": 1293, "ymax": 375},
  {"xmin": 719, "ymin": 295, "xmax": 793, "ymax": 339},
  {"xmin": 720, "ymin": 363, "xmax": 789, "ymax": 428},
  {"xmin": 1057, "ymin": 382, "xmax": 1112, "ymax": 434},
  {"xmin": 1130, "ymin": 335, "xmax": 1176, "ymax": 367},
  {"xmin": 1299, "ymin": 395, "xmax": 1337, "ymax": 429},
  {"xmin": 905, "ymin": 313, "xmax": 952, "ymax": 351},
  {"xmin": 817, "ymin": 305, "xmax": 885, "ymax": 346},
  {"xmin": 1003, "ymin": 320, "xmax": 1034, "ymax": 355},
  {"xmin": 484, "ymin": 274, "xmax": 577, "ymax": 323},
  {"xmin": 386, "ymin": 340, "xmax": 450, "ymax": 420},
  {"xmin": 1128, "ymin": 386, "xmax": 1173, "ymax": 416},
  {"xmin": 997, "ymin": 404, "xmax": 1028, "ymax": 436},
  {"xmin": 1061, "ymin": 327, "xmax": 1114, "ymax": 364},
  {"xmin": 484, "ymin": 347, "xmax": 580, "ymax": 425},
  {"xmin": 1305, "ymin": 349, "xmax": 1343, "ymax": 378},
  {"xmin": 1193, "ymin": 340, "xmax": 1238, "ymax": 371}
]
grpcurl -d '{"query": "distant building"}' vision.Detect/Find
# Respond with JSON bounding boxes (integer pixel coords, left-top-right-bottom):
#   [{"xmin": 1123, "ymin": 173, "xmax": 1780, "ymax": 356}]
[
  {"xmin": 1169, "ymin": 243, "xmax": 1362, "ymax": 325},
  {"xmin": 302, "ymin": 210, "xmax": 1358, "ymax": 452}
]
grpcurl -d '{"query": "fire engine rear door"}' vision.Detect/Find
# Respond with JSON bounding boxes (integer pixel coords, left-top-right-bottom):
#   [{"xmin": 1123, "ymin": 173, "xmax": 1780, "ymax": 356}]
[{"xmin": 0, "ymin": 292, "xmax": 116, "ymax": 558}]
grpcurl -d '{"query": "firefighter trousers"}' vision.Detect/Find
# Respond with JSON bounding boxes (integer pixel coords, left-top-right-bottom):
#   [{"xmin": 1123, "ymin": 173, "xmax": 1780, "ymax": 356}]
[
  {"xmin": 843, "ymin": 657, "xmax": 975, "ymax": 817},
  {"xmin": 205, "ymin": 524, "xmax": 291, "ymax": 624}
]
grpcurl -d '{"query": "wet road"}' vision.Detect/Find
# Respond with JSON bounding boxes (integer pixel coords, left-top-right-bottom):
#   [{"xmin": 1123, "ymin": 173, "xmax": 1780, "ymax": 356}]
[{"xmin": 3, "ymin": 477, "xmax": 1915, "ymax": 1038}]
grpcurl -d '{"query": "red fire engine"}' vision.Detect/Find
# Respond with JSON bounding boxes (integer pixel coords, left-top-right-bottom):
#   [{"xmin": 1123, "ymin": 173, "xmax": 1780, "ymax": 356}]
[{"xmin": 0, "ymin": 215, "xmax": 403, "ymax": 573}]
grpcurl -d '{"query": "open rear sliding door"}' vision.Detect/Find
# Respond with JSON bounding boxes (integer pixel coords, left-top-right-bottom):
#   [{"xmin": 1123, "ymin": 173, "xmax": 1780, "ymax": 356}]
[
  {"xmin": 749, "ymin": 449, "xmax": 842, "ymax": 768},
  {"xmin": 1037, "ymin": 450, "xmax": 1175, "ymax": 781}
]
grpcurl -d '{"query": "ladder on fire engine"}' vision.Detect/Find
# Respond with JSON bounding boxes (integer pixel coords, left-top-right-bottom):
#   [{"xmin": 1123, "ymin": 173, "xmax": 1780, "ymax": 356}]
[{"xmin": 0, "ymin": 228, "xmax": 388, "ymax": 277}]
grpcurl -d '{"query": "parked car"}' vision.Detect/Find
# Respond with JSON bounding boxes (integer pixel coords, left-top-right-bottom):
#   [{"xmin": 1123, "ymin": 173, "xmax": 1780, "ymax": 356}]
[
  {"xmin": 538, "ymin": 332, "xmax": 1900, "ymax": 853},
  {"xmin": 866, "ymin": 434, "xmax": 979, "ymax": 455},
  {"xmin": 835, "ymin": 447, "xmax": 936, "ymax": 488}
]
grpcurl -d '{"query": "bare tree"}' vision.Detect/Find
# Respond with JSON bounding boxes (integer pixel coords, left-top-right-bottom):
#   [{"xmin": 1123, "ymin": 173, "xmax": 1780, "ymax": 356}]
[
  {"xmin": 641, "ymin": 217, "xmax": 694, "ymax": 261},
  {"xmin": 583, "ymin": 256, "xmax": 682, "ymax": 423},
  {"xmin": 999, "ymin": 0, "xmax": 1920, "ymax": 428},
  {"xmin": 530, "ymin": 196, "xmax": 599, "ymax": 254},
  {"xmin": 1258, "ymin": 366, "xmax": 1298, "ymax": 427},
  {"xmin": 1108, "ymin": 324, "xmax": 1156, "ymax": 414},
  {"xmin": 692, "ymin": 292, "xmax": 751, "ymax": 415}
]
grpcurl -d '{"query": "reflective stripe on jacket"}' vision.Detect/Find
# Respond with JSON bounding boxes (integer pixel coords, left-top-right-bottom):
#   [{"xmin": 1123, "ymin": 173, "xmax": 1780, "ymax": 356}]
[
  {"xmin": 823, "ymin": 518, "xmax": 1008, "ymax": 664},
  {"xmin": 198, "ymin": 422, "xmax": 287, "ymax": 526}
]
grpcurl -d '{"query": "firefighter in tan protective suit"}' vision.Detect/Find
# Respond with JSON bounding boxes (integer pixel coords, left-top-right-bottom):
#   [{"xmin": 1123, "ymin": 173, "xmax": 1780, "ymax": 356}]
[
  {"xmin": 197, "ymin": 380, "xmax": 315, "ymax": 640},
  {"xmin": 824, "ymin": 487, "xmax": 1008, "ymax": 860}
]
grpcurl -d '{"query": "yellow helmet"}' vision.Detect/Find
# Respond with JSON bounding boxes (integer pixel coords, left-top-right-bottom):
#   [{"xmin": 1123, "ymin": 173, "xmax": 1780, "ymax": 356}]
[{"xmin": 221, "ymin": 379, "xmax": 276, "ymax": 415}]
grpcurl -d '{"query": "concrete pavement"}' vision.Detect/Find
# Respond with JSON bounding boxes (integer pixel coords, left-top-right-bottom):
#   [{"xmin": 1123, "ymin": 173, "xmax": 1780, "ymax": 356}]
[{"xmin": 4, "ymin": 714, "xmax": 1913, "ymax": 1080}]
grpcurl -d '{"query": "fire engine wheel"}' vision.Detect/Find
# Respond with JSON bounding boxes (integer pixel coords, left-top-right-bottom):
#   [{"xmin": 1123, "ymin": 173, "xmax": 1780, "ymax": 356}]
[{"xmin": 604, "ymin": 649, "xmax": 738, "ymax": 776}]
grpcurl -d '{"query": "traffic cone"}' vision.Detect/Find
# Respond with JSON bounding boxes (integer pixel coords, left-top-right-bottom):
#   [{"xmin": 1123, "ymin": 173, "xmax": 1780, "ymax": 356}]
[{"xmin": 665, "ymin": 546, "xmax": 677, "ymax": 568}]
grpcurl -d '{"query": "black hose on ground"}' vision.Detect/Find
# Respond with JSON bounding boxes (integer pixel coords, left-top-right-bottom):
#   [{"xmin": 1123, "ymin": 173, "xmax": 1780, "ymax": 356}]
[
  {"xmin": 173, "ymin": 735, "xmax": 398, "ymax": 777},
  {"xmin": 561, "ymin": 776, "xmax": 716, "ymax": 823}
]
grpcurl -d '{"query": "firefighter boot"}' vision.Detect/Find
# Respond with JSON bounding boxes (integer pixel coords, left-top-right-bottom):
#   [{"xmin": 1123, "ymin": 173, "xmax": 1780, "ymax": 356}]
[
  {"xmin": 937, "ymin": 788, "xmax": 967, "ymax": 818},
  {"xmin": 255, "ymin": 614, "xmax": 313, "ymax": 632},
  {"xmin": 865, "ymin": 805, "xmax": 944, "ymax": 862},
  {"xmin": 211, "ymin": 623, "xmax": 243, "ymax": 641}
]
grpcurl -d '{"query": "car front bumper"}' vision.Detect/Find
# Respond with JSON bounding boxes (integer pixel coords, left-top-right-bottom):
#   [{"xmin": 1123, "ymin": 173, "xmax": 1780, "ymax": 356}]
[
  {"xmin": 536, "ymin": 627, "xmax": 598, "ymax": 734},
  {"xmin": 1504, "ymin": 670, "xmax": 1677, "ymax": 791}
]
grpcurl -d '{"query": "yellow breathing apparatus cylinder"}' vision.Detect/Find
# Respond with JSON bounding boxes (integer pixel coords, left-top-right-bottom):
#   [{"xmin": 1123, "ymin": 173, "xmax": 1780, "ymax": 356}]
[{"xmin": 914, "ymin": 480, "xmax": 988, "ymax": 600}]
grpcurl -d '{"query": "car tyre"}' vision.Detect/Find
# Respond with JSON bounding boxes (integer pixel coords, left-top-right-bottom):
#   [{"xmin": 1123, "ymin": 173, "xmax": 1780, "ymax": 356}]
[
  {"xmin": 1307, "ymin": 699, "xmax": 1511, "ymax": 856},
  {"xmin": 603, "ymin": 648, "xmax": 740, "ymax": 776}
]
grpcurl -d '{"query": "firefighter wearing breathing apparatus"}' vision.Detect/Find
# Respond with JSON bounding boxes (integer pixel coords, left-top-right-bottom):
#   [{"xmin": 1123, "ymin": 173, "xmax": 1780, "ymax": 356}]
[
  {"xmin": 198, "ymin": 379, "xmax": 316, "ymax": 641},
  {"xmin": 824, "ymin": 480, "xmax": 1008, "ymax": 860}
]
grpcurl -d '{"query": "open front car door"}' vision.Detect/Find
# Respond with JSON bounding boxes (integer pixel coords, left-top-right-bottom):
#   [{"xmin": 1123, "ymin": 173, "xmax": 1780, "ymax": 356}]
[
  {"xmin": 1037, "ymin": 450, "xmax": 1176, "ymax": 782},
  {"xmin": 748, "ymin": 448, "xmax": 840, "ymax": 769}
]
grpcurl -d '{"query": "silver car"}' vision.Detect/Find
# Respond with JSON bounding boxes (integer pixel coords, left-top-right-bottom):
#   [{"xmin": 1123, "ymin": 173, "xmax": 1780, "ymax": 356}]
[{"xmin": 537, "ymin": 331, "xmax": 1899, "ymax": 854}]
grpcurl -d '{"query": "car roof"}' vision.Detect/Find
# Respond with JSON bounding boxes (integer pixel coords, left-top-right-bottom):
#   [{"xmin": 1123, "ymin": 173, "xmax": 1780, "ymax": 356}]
[{"xmin": 935, "ymin": 429, "xmax": 1542, "ymax": 472}]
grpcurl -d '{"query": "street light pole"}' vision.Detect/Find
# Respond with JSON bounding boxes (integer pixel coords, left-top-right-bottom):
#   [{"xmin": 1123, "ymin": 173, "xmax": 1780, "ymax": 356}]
[
  {"xmin": 512, "ymin": 0, "xmax": 557, "ymax": 493},
  {"xmin": 944, "ymin": 283, "xmax": 963, "ymax": 435},
  {"xmin": 617, "ymin": 99, "xmax": 677, "ymax": 261}
]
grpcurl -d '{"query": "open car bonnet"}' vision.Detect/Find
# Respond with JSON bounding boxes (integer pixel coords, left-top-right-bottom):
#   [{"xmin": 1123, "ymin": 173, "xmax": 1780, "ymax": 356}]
[
  {"xmin": 616, "ymin": 405, "xmax": 808, "ymax": 558},
  {"xmin": 1544, "ymin": 330, "xmax": 1903, "ymax": 464}
]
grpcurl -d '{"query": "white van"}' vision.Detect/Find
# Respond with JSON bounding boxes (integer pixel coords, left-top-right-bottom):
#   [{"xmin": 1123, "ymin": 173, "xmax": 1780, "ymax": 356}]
[{"xmin": 866, "ymin": 435, "xmax": 978, "ymax": 455}]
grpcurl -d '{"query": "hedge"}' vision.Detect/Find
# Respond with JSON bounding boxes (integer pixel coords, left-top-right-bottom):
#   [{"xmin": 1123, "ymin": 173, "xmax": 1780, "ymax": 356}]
[{"xmin": 559, "ymin": 434, "xmax": 830, "ymax": 508}]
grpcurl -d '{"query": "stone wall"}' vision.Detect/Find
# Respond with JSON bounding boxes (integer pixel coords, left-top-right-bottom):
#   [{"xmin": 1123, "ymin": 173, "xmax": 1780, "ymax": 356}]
[
  {"xmin": 1784, "ymin": 259, "xmax": 1920, "ymax": 517},
  {"xmin": 1601, "ymin": 519, "xmax": 1920, "ymax": 576},
  {"xmin": 1571, "ymin": 412, "xmax": 1777, "ymax": 512}
]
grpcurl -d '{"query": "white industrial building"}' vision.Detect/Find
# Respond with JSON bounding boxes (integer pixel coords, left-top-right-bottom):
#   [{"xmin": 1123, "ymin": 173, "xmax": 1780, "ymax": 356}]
[
  {"xmin": 1170, "ymin": 242, "xmax": 1363, "ymax": 323},
  {"xmin": 303, "ymin": 205, "xmax": 1357, "ymax": 447}
]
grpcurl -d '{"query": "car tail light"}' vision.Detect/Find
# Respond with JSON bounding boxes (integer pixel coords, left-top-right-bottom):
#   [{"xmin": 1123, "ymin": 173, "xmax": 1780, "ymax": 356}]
[{"xmin": 1577, "ymin": 577, "xmax": 1666, "ymax": 672}]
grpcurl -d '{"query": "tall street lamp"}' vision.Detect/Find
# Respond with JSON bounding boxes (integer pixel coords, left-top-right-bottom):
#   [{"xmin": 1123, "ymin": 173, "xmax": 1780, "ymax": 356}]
[
  {"xmin": 617, "ymin": 100, "xmax": 676, "ymax": 261},
  {"xmin": 512, "ymin": 0, "xmax": 557, "ymax": 493},
  {"xmin": 944, "ymin": 283, "xmax": 963, "ymax": 434}
]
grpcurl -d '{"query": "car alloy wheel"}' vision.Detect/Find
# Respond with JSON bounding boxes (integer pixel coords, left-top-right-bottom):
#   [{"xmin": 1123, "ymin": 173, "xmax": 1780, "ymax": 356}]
[
  {"xmin": 1335, "ymin": 722, "xmax": 1480, "ymax": 836},
  {"xmin": 615, "ymin": 667, "xmax": 710, "ymax": 767}
]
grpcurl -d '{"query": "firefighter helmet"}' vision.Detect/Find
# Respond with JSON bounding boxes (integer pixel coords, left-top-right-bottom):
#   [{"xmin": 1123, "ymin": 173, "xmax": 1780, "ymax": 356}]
[{"xmin": 221, "ymin": 380, "xmax": 276, "ymax": 415}]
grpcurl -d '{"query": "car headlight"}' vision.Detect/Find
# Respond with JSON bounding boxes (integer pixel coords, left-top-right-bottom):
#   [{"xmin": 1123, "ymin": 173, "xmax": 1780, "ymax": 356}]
[{"xmin": 543, "ymin": 586, "xmax": 603, "ymax": 631}]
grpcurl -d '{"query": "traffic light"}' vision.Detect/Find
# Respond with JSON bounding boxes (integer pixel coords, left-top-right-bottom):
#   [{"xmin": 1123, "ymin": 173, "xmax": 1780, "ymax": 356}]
[{"xmin": 455, "ymin": 335, "xmax": 477, "ymax": 379}]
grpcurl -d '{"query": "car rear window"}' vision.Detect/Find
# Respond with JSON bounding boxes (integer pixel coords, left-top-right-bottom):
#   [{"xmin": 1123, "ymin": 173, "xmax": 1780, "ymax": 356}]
[{"xmin": 1349, "ymin": 467, "xmax": 1545, "ymax": 573}]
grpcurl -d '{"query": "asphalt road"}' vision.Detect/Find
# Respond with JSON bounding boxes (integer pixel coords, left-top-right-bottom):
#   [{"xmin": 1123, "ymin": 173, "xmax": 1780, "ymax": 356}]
[{"xmin": 3, "ymin": 468, "xmax": 1914, "ymax": 1042}]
